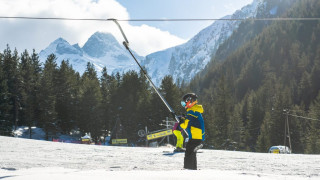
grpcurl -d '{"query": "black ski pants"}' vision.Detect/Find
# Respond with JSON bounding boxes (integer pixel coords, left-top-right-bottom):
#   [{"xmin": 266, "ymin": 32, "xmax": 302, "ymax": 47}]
[{"xmin": 184, "ymin": 139, "xmax": 202, "ymax": 170}]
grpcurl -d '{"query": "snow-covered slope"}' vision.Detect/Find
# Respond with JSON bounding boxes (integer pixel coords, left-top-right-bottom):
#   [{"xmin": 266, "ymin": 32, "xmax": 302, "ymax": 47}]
[
  {"xmin": 39, "ymin": 32, "xmax": 142, "ymax": 75},
  {"xmin": 0, "ymin": 136, "xmax": 319, "ymax": 179},
  {"xmin": 141, "ymin": 0, "xmax": 263, "ymax": 85}
]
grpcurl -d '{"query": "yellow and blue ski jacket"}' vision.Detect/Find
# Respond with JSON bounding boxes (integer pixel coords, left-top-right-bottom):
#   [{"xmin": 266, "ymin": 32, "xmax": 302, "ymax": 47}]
[{"xmin": 180, "ymin": 104, "xmax": 205, "ymax": 141}]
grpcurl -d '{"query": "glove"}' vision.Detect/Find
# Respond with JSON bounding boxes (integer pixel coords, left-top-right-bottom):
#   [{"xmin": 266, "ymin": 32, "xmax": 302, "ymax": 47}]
[{"xmin": 178, "ymin": 115, "xmax": 185, "ymax": 124}]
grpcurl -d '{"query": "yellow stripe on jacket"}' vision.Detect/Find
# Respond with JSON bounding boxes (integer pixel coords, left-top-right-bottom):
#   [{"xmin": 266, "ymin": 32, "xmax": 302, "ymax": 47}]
[{"xmin": 180, "ymin": 104, "xmax": 205, "ymax": 140}]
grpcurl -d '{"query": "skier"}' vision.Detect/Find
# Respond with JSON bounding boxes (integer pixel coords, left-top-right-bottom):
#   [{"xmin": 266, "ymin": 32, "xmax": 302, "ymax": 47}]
[
  {"xmin": 179, "ymin": 93, "xmax": 205, "ymax": 170},
  {"xmin": 172, "ymin": 116, "xmax": 185, "ymax": 152}
]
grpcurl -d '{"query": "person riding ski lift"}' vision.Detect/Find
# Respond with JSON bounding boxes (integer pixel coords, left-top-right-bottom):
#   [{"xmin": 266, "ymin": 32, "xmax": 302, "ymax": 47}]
[{"xmin": 179, "ymin": 93, "xmax": 205, "ymax": 170}]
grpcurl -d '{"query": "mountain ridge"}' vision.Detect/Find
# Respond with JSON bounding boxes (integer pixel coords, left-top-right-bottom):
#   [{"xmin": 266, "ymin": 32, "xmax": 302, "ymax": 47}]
[
  {"xmin": 141, "ymin": 0, "xmax": 263, "ymax": 85},
  {"xmin": 39, "ymin": 0, "xmax": 267, "ymax": 84},
  {"xmin": 39, "ymin": 32, "xmax": 141, "ymax": 75}
]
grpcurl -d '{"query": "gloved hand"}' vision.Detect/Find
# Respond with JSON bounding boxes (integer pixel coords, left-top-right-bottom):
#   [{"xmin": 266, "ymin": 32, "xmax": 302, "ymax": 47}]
[{"xmin": 178, "ymin": 115, "xmax": 185, "ymax": 124}]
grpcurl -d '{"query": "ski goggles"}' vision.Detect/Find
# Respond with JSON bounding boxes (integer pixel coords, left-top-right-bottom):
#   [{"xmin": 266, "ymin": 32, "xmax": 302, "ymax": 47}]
[{"xmin": 181, "ymin": 101, "xmax": 186, "ymax": 108}]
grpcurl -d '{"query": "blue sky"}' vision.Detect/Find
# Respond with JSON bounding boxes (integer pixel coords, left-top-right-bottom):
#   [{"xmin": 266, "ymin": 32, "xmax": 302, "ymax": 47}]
[
  {"xmin": 0, "ymin": 0, "xmax": 253, "ymax": 56},
  {"xmin": 117, "ymin": 0, "xmax": 253, "ymax": 39}
]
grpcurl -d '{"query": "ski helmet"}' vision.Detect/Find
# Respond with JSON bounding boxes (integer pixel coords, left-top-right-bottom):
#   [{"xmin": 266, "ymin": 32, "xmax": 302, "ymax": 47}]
[{"xmin": 181, "ymin": 93, "xmax": 198, "ymax": 109}]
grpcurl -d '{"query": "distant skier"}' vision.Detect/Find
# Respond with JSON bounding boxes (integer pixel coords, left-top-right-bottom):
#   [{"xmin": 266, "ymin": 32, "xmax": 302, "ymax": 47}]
[
  {"xmin": 172, "ymin": 116, "xmax": 185, "ymax": 152},
  {"xmin": 179, "ymin": 93, "xmax": 205, "ymax": 170}
]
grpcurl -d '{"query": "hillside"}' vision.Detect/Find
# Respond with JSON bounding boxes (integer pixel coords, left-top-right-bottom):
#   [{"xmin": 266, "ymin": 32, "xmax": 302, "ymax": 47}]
[
  {"xmin": 1, "ymin": 136, "xmax": 319, "ymax": 179},
  {"xmin": 211, "ymin": 0, "xmax": 299, "ymax": 63},
  {"xmin": 191, "ymin": 0, "xmax": 320, "ymax": 153},
  {"xmin": 141, "ymin": 0, "xmax": 262, "ymax": 85}
]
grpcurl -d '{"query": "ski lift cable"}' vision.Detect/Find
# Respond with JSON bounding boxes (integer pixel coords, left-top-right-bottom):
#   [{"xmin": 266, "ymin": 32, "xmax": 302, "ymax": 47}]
[
  {"xmin": 117, "ymin": 18, "xmax": 320, "ymax": 21},
  {"xmin": 287, "ymin": 113, "xmax": 320, "ymax": 122},
  {"xmin": 0, "ymin": 16, "xmax": 320, "ymax": 21}
]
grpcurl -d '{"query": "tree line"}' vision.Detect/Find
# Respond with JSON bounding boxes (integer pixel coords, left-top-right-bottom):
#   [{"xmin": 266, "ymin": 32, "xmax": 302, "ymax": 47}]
[
  {"xmin": 190, "ymin": 0, "xmax": 320, "ymax": 154},
  {"xmin": 0, "ymin": 45, "xmax": 186, "ymax": 144}
]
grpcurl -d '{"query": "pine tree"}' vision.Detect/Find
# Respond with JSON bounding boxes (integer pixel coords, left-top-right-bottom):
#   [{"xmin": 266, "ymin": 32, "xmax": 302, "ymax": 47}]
[
  {"xmin": 289, "ymin": 105, "xmax": 307, "ymax": 153},
  {"xmin": 298, "ymin": 71, "xmax": 313, "ymax": 108},
  {"xmin": 245, "ymin": 90, "xmax": 265, "ymax": 151},
  {"xmin": 30, "ymin": 49, "xmax": 42, "ymax": 130},
  {"xmin": 0, "ymin": 52, "xmax": 11, "ymax": 135},
  {"xmin": 19, "ymin": 50, "xmax": 36, "ymax": 138},
  {"xmin": 228, "ymin": 104, "xmax": 245, "ymax": 150},
  {"xmin": 39, "ymin": 54, "xmax": 58, "ymax": 140},
  {"xmin": 305, "ymin": 92, "xmax": 320, "ymax": 154},
  {"xmin": 256, "ymin": 111, "xmax": 272, "ymax": 152},
  {"xmin": 100, "ymin": 67, "xmax": 110, "ymax": 138},
  {"xmin": 55, "ymin": 60, "xmax": 78, "ymax": 134},
  {"xmin": 107, "ymin": 73, "xmax": 122, "ymax": 141},
  {"xmin": 160, "ymin": 75, "xmax": 181, "ymax": 115},
  {"xmin": 212, "ymin": 75, "xmax": 232, "ymax": 149},
  {"xmin": 135, "ymin": 69, "xmax": 152, "ymax": 138},
  {"xmin": 117, "ymin": 70, "xmax": 144, "ymax": 142},
  {"xmin": 100, "ymin": 67, "xmax": 119, "ymax": 140},
  {"xmin": 3, "ymin": 46, "xmax": 21, "ymax": 130},
  {"xmin": 149, "ymin": 91, "xmax": 165, "ymax": 131},
  {"xmin": 78, "ymin": 62, "xmax": 103, "ymax": 143},
  {"xmin": 310, "ymin": 58, "xmax": 320, "ymax": 102}
]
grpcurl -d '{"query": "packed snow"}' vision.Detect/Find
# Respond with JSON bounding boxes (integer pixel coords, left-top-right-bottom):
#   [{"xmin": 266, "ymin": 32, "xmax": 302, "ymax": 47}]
[{"xmin": 1, "ymin": 136, "xmax": 320, "ymax": 180}]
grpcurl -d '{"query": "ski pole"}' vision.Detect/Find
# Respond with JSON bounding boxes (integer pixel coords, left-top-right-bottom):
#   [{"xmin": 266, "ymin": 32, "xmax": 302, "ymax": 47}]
[{"xmin": 108, "ymin": 19, "xmax": 188, "ymax": 135}]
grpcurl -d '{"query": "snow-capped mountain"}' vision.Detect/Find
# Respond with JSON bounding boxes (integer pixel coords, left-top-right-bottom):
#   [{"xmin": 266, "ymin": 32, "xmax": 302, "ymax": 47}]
[
  {"xmin": 140, "ymin": 0, "xmax": 263, "ymax": 85},
  {"xmin": 39, "ymin": 0, "xmax": 275, "ymax": 85},
  {"xmin": 39, "ymin": 32, "xmax": 142, "ymax": 75}
]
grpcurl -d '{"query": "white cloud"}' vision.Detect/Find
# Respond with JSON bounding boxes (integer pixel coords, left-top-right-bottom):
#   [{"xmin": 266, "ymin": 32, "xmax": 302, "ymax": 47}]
[
  {"xmin": 0, "ymin": 0, "xmax": 186, "ymax": 56},
  {"xmin": 123, "ymin": 24, "xmax": 186, "ymax": 56}
]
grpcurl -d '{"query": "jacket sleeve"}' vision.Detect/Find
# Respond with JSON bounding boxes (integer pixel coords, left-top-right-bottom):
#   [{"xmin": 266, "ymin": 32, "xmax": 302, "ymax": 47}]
[
  {"xmin": 180, "ymin": 119, "xmax": 189, "ymax": 130},
  {"xmin": 199, "ymin": 114, "xmax": 205, "ymax": 141},
  {"xmin": 172, "ymin": 122, "xmax": 179, "ymax": 131},
  {"xmin": 180, "ymin": 110, "xmax": 195, "ymax": 129}
]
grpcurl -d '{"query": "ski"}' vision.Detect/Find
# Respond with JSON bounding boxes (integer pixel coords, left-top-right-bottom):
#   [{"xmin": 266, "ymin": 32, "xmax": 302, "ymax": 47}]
[
  {"xmin": 163, "ymin": 151, "xmax": 184, "ymax": 156},
  {"xmin": 194, "ymin": 143, "xmax": 203, "ymax": 152},
  {"xmin": 163, "ymin": 149, "xmax": 203, "ymax": 156}
]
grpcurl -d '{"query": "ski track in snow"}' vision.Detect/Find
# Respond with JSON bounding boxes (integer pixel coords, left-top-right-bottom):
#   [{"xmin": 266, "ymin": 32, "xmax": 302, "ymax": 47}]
[{"xmin": 0, "ymin": 136, "xmax": 320, "ymax": 179}]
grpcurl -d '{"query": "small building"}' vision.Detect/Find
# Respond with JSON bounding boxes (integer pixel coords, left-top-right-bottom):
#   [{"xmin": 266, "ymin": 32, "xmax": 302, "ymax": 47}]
[{"xmin": 268, "ymin": 146, "xmax": 291, "ymax": 154}]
